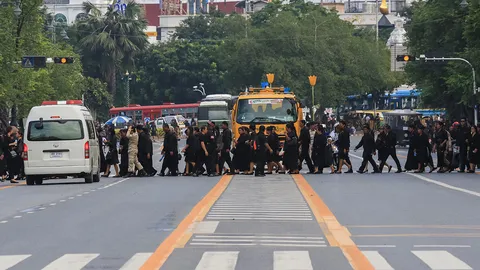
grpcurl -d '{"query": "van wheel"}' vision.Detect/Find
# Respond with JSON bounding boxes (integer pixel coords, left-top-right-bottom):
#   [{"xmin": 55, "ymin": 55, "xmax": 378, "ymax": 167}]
[
  {"xmin": 85, "ymin": 171, "xmax": 93, "ymax": 184},
  {"xmin": 93, "ymin": 170, "xmax": 100, "ymax": 183},
  {"xmin": 26, "ymin": 176, "xmax": 35, "ymax": 186},
  {"xmin": 35, "ymin": 178, "xmax": 43, "ymax": 185}
]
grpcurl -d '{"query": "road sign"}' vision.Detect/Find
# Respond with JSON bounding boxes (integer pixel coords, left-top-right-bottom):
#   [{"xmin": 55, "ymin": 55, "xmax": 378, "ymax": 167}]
[{"xmin": 22, "ymin": 57, "xmax": 34, "ymax": 68}]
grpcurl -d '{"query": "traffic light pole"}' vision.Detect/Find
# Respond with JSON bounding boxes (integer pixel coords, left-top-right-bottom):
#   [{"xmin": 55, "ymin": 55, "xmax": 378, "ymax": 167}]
[{"xmin": 420, "ymin": 56, "xmax": 477, "ymax": 125}]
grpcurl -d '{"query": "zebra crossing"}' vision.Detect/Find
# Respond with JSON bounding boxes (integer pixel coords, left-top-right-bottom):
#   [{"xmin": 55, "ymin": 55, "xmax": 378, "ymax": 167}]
[
  {"xmin": 206, "ymin": 176, "xmax": 313, "ymax": 221},
  {"xmin": 0, "ymin": 249, "xmax": 475, "ymax": 269},
  {"xmin": 188, "ymin": 234, "xmax": 327, "ymax": 247}
]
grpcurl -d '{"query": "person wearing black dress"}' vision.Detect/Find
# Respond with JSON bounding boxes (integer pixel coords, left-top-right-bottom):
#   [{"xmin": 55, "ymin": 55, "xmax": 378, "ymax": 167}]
[
  {"xmin": 182, "ymin": 126, "xmax": 197, "ymax": 175},
  {"xmin": 468, "ymin": 126, "xmax": 480, "ymax": 173},
  {"xmin": 233, "ymin": 127, "xmax": 250, "ymax": 174},
  {"xmin": 103, "ymin": 125, "xmax": 120, "ymax": 177},
  {"xmin": 404, "ymin": 125, "xmax": 417, "ymax": 172},
  {"xmin": 414, "ymin": 125, "xmax": 430, "ymax": 173},
  {"xmin": 283, "ymin": 123, "xmax": 299, "ymax": 174},
  {"xmin": 312, "ymin": 125, "xmax": 327, "ymax": 174},
  {"xmin": 354, "ymin": 125, "xmax": 380, "ymax": 174}
]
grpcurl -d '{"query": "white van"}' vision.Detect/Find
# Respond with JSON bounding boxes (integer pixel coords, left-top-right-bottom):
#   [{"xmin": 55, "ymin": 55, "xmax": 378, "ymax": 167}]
[{"xmin": 23, "ymin": 100, "xmax": 101, "ymax": 185}]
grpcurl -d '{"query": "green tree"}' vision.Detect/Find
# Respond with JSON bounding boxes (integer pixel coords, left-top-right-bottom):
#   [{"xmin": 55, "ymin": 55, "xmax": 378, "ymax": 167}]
[
  {"xmin": 403, "ymin": 0, "xmax": 472, "ymax": 118},
  {"xmin": 74, "ymin": 1, "xmax": 149, "ymax": 103}
]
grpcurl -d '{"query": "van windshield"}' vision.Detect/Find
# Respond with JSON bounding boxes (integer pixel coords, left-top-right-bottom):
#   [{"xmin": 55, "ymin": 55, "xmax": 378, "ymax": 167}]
[
  {"xmin": 28, "ymin": 120, "xmax": 85, "ymax": 141},
  {"xmin": 199, "ymin": 107, "xmax": 229, "ymax": 120}
]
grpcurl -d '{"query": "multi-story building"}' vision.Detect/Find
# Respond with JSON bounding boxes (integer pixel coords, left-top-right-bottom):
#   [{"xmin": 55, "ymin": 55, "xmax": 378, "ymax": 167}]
[{"xmin": 44, "ymin": 0, "xmax": 409, "ymax": 43}]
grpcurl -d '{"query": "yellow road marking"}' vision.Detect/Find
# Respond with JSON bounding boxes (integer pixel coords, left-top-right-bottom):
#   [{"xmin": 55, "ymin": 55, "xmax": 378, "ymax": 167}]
[
  {"xmin": 140, "ymin": 175, "xmax": 232, "ymax": 270},
  {"xmin": 293, "ymin": 174, "xmax": 374, "ymax": 270},
  {"xmin": 0, "ymin": 183, "xmax": 26, "ymax": 190}
]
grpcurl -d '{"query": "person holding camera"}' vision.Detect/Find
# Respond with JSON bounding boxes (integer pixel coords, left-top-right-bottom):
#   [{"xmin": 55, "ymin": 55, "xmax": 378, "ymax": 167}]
[{"xmin": 124, "ymin": 125, "xmax": 147, "ymax": 177}]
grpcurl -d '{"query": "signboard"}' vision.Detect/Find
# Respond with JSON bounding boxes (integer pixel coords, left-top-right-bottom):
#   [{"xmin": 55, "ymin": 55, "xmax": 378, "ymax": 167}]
[
  {"xmin": 44, "ymin": 0, "xmax": 69, "ymax": 4},
  {"xmin": 248, "ymin": 99, "xmax": 282, "ymax": 105},
  {"xmin": 112, "ymin": 0, "xmax": 127, "ymax": 14}
]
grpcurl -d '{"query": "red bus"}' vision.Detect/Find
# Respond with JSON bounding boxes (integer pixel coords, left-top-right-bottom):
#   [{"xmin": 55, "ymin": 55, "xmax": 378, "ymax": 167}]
[{"xmin": 109, "ymin": 103, "xmax": 199, "ymax": 124}]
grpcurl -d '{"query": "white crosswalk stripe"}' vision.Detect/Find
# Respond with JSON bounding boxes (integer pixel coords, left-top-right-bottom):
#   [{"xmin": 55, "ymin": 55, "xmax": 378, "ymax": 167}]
[
  {"xmin": 0, "ymin": 250, "xmax": 475, "ymax": 269},
  {"xmin": 274, "ymin": 251, "xmax": 313, "ymax": 270},
  {"xmin": 42, "ymin": 253, "xmax": 99, "ymax": 270},
  {"xmin": 119, "ymin": 253, "xmax": 153, "ymax": 270},
  {"xmin": 206, "ymin": 176, "xmax": 313, "ymax": 221},
  {"xmin": 412, "ymin": 250, "xmax": 473, "ymax": 270},
  {"xmin": 362, "ymin": 251, "xmax": 394, "ymax": 270},
  {"xmin": 189, "ymin": 234, "xmax": 326, "ymax": 247},
  {"xmin": 0, "ymin": 255, "xmax": 31, "ymax": 270},
  {"xmin": 195, "ymin": 251, "xmax": 239, "ymax": 270}
]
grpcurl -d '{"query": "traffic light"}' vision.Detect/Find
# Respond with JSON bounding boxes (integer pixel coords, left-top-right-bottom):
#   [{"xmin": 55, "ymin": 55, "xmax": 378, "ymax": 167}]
[
  {"xmin": 396, "ymin": 55, "xmax": 416, "ymax": 62},
  {"xmin": 22, "ymin": 56, "xmax": 47, "ymax": 68},
  {"xmin": 53, "ymin": 57, "xmax": 74, "ymax": 64}
]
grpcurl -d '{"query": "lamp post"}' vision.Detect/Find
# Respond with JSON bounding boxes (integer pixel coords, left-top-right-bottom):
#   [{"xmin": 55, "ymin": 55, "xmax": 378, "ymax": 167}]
[
  {"xmin": 193, "ymin": 83, "xmax": 206, "ymax": 97},
  {"xmin": 125, "ymin": 71, "xmax": 132, "ymax": 106},
  {"xmin": 419, "ymin": 55, "xmax": 477, "ymax": 125},
  {"xmin": 308, "ymin": 75, "xmax": 317, "ymax": 118}
]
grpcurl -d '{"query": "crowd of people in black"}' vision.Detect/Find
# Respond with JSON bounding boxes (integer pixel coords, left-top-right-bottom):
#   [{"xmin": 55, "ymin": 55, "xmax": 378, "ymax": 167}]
[{"xmin": 0, "ymin": 126, "xmax": 24, "ymax": 183}]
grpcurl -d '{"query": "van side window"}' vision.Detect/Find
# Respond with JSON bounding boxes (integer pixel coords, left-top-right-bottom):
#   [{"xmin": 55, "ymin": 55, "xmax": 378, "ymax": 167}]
[{"xmin": 86, "ymin": 120, "xmax": 96, "ymax": 139}]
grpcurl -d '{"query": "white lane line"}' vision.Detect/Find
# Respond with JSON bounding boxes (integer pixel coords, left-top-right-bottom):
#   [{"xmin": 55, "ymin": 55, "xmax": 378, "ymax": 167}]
[
  {"xmin": 210, "ymin": 209, "xmax": 311, "ymax": 213},
  {"xmin": 0, "ymin": 221, "xmax": 7, "ymax": 224},
  {"xmin": 412, "ymin": 250, "xmax": 472, "ymax": 270},
  {"xmin": 208, "ymin": 215, "xmax": 312, "ymax": 218},
  {"xmin": 42, "ymin": 253, "xmax": 99, "ymax": 270},
  {"xmin": 49, "ymin": 203, "xmax": 56, "ymax": 206},
  {"xmin": 90, "ymin": 190, "xmax": 96, "ymax": 192},
  {"xmin": 194, "ymin": 235, "xmax": 324, "ymax": 240},
  {"xmin": 13, "ymin": 216, "xmax": 22, "ymax": 219},
  {"xmin": 192, "ymin": 239, "xmax": 325, "ymax": 244},
  {"xmin": 119, "ymin": 253, "xmax": 153, "ymax": 270},
  {"xmin": 68, "ymin": 197, "xmax": 75, "ymax": 199},
  {"xmin": 358, "ymin": 245, "xmax": 396, "ymax": 248},
  {"xmin": 263, "ymin": 243, "xmax": 326, "ymax": 247},
  {"xmin": 27, "ymin": 212, "xmax": 34, "ymax": 214},
  {"xmin": 274, "ymin": 251, "xmax": 313, "ymax": 270},
  {"xmin": 212, "ymin": 207, "xmax": 311, "ymax": 210},
  {"xmin": 413, "ymin": 245, "xmax": 471, "ymax": 248},
  {"xmin": 99, "ymin": 178, "xmax": 129, "ymax": 189},
  {"xmin": 38, "ymin": 207, "xmax": 46, "ymax": 210},
  {"xmin": 195, "ymin": 251, "xmax": 239, "ymax": 270},
  {"xmin": 407, "ymin": 173, "xmax": 480, "ymax": 198},
  {"xmin": 0, "ymin": 255, "xmax": 31, "ymax": 270},
  {"xmin": 76, "ymin": 194, "xmax": 82, "ymax": 197},
  {"xmin": 83, "ymin": 192, "xmax": 89, "ymax": 194},
  {"xmin": 192, "ymin": 221, "xmax": 219, "ymax": 234},
  {"xmin": 206, "ymin": 217, "xmax": 312, "ymax": 221},
  {"xmin": 350, "ymin": 153, "xmax": 480, "ymax": 197},
  {"xmin": 361, "ymin": 251, "xmax": 394, "ymax": 270},
  {"xmin": 59, "ymin": 200, "xmax": 66, "ymax": 202}
]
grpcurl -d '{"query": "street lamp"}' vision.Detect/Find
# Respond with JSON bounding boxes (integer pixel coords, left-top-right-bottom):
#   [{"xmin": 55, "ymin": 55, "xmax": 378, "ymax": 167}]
[
  {"xmin": 13, "ymin": 2, "xmax": 21, "ymax": 17},
  {"xmin": 460, "ymin": 0, "xmax": 468, "ymax": 9},
  {"xmin": 193, "ymin": 83, "xmax": 206, "ymax": 96},
  {"xmin": 125, "ymin": 71, "xmax": 132, "ymax": 106}
]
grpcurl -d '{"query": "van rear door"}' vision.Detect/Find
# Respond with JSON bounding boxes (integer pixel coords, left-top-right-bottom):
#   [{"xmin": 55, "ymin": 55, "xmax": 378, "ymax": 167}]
[{"xmin": 26, "ymin": 119, "xmax": 86, "ymax": 167}]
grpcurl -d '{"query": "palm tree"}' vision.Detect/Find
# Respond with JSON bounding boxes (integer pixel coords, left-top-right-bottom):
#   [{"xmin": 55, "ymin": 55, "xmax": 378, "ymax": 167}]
[{"xmin": 75, "ymin": 1, "xmax": 148, "ymax": 98}]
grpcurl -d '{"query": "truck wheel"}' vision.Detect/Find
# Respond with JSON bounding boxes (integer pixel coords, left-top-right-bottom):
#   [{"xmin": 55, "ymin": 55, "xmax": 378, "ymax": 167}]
[
  {"xmin": 34, "ymin": 178, "xmax": 43, "ymax": 185},
  {"xmin": 85, "ymin": 171, "xmax": 93, "ymax": 183},
  {"xmin": 26, "ymin": 176, "xmax": 35, "ymax": 186}
]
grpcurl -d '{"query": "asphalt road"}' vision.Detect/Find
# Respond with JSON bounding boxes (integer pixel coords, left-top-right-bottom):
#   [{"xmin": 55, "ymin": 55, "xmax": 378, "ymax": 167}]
[{"xmin": 0, "ymin": 137, "xmax": 479, "ymax": 270}]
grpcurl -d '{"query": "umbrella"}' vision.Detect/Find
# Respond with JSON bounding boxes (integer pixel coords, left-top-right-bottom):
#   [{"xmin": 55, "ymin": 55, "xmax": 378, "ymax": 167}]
[{"xmin": 105, "ymin": 116, "xmax": 132, "ymax": 127}]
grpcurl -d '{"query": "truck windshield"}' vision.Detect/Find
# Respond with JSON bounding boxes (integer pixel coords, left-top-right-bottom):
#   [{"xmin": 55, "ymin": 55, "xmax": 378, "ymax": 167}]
[
  {"xmin": 199, "ymin": 107, "xmax": 229, "ymax": 120},
  {"xmin": 27, "ymin": 120, "xmax": 84, "ymax": 141},
  {"xmin": 236, "ymin": 98, "xmax": 298, "ymax": 124}
]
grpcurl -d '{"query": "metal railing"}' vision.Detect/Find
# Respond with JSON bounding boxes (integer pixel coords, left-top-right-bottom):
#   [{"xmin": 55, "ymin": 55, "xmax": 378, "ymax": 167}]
[{"xmin": 343, "ymin": 0, "xmax": 407, "ymax": 14}]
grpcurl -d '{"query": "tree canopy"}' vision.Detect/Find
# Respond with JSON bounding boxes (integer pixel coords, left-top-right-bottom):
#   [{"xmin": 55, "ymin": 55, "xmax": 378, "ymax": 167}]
[
  {"xmin": 135, "ymin": 1, "xmax": 399, "ymax": 108},
  {"xmin": 404, "ymin": 0, "xmax": 479, "ymax": 119}
]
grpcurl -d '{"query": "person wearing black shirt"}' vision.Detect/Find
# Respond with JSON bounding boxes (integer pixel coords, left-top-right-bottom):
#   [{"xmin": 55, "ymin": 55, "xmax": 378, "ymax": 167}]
[
  {"xmin": 182, "ymin": 126, "xmax": 198, "ymax": 175},
  {"xmin": 298, "ymin": 120, "xmax": 314, "ymax": 173},
  {"xmin": 433, "ymin": 121, "xmax": 449, "ymax": 173},
  {"xmin": 456, "ymin": 118, "xmax": 470, "ymax": 172},
  {"xmin": 355, "ymin": 125, "xmax": 380, "ymax": 173},
  {"xmin": 219, "ymin": 121, "xmax": 234, "ymax": 175},
  {"xmin": 414, "ymin": 126, "xmax": 431, "ymax": 173},
  {"xmin": 378, "ymin": 125, "xmax": 403, "ymax": 173},
  {"xmin": 312, "ymin": 125, "xmax": 327, "ymax": 174},
  {"xmin": 283, "ymin": 123, "xmax": 299, "ymax": 174},
  {"xmin": 195, "ymin": 126, "xmax": 216, "ymax": 177},
  {"xmin": 118, "ymin": 129, "xmax": 129, "ymax": 177},
  {"xmin": 248, "ymin": 124, "xmax": 257, "ymax": 175},
  {"xmin": 4, "ymin": 126, "xmax": 19, "ymax": 183},
  {"xmin": 255, "ymin": 125, "xmax": 273, "ymax": 177},
  {"xmin": 161, "ymin": 123, "xmax": 179, "ymax": 176},
  {"xmin": 266, "ymin": 126, "xmax": 282, "ymax": 174},
  {"xmin": 336, "ymin": 121, "xmax": 353, "ymax": 173}
]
